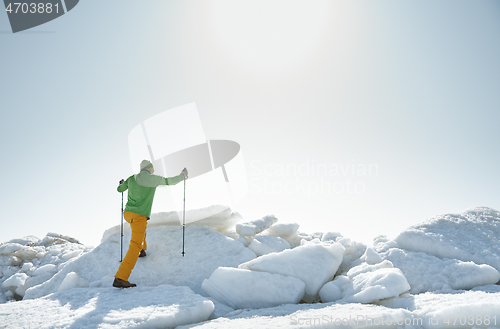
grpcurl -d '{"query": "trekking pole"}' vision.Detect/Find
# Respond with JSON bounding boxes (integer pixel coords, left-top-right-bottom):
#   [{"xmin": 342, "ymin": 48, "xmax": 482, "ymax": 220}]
[
  {"xmin": 182, "ymin": 173, "xmax": 186, "ymax": 257},
  {"xmin": 120, "ymin": 191, "xmax": 124, "ymax": 262}
]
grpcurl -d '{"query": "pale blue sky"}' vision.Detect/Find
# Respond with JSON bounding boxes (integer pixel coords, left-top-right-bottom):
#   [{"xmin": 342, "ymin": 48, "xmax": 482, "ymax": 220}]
[{"xmin": 1, "ymin": 0, "xmax": 499, "ymax": 246}]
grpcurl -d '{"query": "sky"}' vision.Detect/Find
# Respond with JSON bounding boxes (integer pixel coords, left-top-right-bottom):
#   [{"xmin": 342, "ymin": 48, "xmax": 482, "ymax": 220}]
[{"xmin": 0, "ymin": 0, "xmax": 499, "ymax": 247}]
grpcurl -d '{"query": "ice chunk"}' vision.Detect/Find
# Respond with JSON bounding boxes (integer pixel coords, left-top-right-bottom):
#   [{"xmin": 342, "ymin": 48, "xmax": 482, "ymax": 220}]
[
  {"xmin": 327, "ymin": 260, "xmax": 411, "ymax": 304},
  {"xmin": 361, "ymin": 247, "xmax": 383, "ymax": 264},
  {"xmin": 236, "ymin": 236, "xmax": 250, "ymax": 247},
  {"xmin": 248, "ymin": 236, "xmax": 290, "ymax": 256},
  {"xmin": 21, "ymin": 262, "xmax": 33, "ymax": 272},
  {"xmin": 319, "ymin": 275, "xmax": 350, "ymax": 303},
  {"xmin": 61, "ymin": 250, "xmax": 82, "ymax": 260},
  {"xmin": 46, "ymin": 233, "xmax": 81, "ymax": 244},
  {"xmin": 239, "ymin": 243, "xmax": 345, "ymax": 302},
  {"xmin": 202, "ymin": 267, "xmax": 305, "ymax": 309},
  {"xmin": 0, "ymin": 243, "xmax": 23, "ymax": 255},
  {"xmin": 321, "ymin": 231, "xmax": 342, "ymax": 242},
  {"xmin": 5, "ymin": 235, "xmax": 40, "ymax": 246},
  {"xmin": 335, "ymin": 237, "xmax": 367, "ymax": 275},
  {"xmin": 2, "ymin": 273, "xmax": 28, "ymax": 289},
  {"xmin": 344, "ymin": 267, "xmax": 410, "ymax": 303},
  {"xmin": 32, "ymin": 264, "xmax": 57, "ymax": 276},
  {"xmin": 58, "ymin": 272, "xmax": 89, "ymax": 292},
  {"xmin": 207, "ymin": 298, "xmax": 235, "ymax": 319},
  {"xmin": 320, "ymin": 261, "xmax": 411, "ymax": 304},
  {"xmin": 267, "ymin": 223, "xmax": 300, "ymax": 237},
  {"xmin": 236, "ymin": 215, "xmax": 278, "ymax": 237}
]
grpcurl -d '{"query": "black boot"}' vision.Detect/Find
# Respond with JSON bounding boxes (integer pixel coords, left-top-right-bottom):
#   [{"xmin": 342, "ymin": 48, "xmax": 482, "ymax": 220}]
[
  {"xmin": 113, "ymin": 278, "xmax": 136, "ymax": 288},
  {"xmin": 139, "ymin": 249, "xmax": 147, "ymax": 258}
]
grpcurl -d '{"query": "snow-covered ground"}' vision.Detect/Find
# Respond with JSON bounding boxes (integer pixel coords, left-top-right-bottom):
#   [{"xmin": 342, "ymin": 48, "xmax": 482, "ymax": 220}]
[{"xmin": 1, "ymin": 205, "xmax": 500, "ymax": 328}]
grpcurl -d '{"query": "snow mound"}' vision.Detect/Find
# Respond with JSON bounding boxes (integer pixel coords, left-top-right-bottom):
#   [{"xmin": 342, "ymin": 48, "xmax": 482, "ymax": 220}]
[
  {"xmin": 101, "ymin": 205, "xmax": 237, "ymax": 243},
  {"xmin": 239, "ymin": 241, "xmax": 345, "ymax": 302},
  {"xmin": 24, "ymin": 225, "xmax": 256, "ymax": 300},
  {"xmin": 376, "ymin": 245, "xmax": 500, "ymax": 293},
  {"xmin": 2, "ymin": 285, "xmax": 214, "ymax": 329},
  {"xmin": 395, "ymin": 206, "xmax": 500, "ymax": 271},
  {"xmin": 202, "ymin": 267, "xmax": 305, "ymax": 309}
]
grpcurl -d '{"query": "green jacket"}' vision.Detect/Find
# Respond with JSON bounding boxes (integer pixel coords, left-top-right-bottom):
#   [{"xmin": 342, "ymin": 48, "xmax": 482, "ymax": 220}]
[{"xmin": 117, "ymin": 170, "xmax": 184, "ymax": 218}]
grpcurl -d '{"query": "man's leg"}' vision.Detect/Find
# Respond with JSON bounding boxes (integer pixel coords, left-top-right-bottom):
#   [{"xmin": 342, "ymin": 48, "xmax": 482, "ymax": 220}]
[
  {"xmin": 139, "ymin": 228, "xmax": 147, "ymax": 257},
  {"xmin": 142, "ymin": 229, "xmax": 147, "ymax": 251},
  {"xmin": 114, "ymin": 212, "xmax": 148, "ymax": 285}
]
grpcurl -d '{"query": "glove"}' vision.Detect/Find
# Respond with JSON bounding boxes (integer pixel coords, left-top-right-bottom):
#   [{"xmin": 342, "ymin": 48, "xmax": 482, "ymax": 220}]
[
  {"xmin": 181, "ymin": 168, "xmax": 188, "ymax": 179},
  {"xmin": 119, "ymin": 179, "xmax": 125, "ymax": 185}
]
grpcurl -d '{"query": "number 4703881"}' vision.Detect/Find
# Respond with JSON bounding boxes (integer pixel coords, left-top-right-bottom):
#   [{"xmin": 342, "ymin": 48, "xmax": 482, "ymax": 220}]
[{"xmin": 5, "ymin": 2, "xmax": 59, "ymax": 14}]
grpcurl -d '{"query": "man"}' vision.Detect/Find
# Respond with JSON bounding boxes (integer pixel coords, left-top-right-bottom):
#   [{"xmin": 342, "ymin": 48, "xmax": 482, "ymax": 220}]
[{"xmin": 114, "ymin": 159, "xmax": 188, "ymax": 288}]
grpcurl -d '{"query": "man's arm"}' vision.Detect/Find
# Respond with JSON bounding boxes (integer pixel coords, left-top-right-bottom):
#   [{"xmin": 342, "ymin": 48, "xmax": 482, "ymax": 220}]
[
  {"xmin": 166, "ymin": 173, "xmax": 184, "ymax": 186},
  {"xmin": 135, "ymin": 171, "xmax": 185, "ymax": 187}
]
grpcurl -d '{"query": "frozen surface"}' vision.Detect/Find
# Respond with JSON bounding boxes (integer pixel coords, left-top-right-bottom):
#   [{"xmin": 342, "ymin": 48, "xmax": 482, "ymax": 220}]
[
  {"xmin": 202, "ymin": 267, "xmax": 305, "ymax": 309},
  {"xmin": 235, "ymin": 215, "xmax": 278, "ymax": 236},
  {"xmin": 3, "ymin": 206, "xmax": 500, "ymax": 329},
  {"xmin": 395, "ymin": 206, "xmax": 500, "ymax": 271},
  {"xmin": 239, "ymin": 242, "xmax": 345, "ymax": 302},
  {"xmin": 0, "ymin": 285, "xmax": 214, "ymax": 329},
  {"xmin": 248, "ymin": 235, "xmax": 290, "ymax": 256}
]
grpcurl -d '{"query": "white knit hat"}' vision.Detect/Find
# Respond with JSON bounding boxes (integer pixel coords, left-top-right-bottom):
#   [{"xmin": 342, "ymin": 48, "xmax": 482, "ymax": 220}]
[{"xmin": 140, "ymin": 160, "xmax": 154, "ymax": 173}]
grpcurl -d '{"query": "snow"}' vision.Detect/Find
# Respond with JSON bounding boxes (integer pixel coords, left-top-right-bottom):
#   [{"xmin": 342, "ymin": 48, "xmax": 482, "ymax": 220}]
[
  {"xmin": 395, "ymin": 206, "xmax": 500, "ymax": 271},
  {"xmin": 202, "ymin": 267, "xmax": 305, "ymax": 309},
  {"xmin": 239, "ymin": 241, "xmax": 345, "ymax": 302},
  {"xmin": 1, "ymin": 285, "xmax": 214, "ymax": 328},
  {"xmin": 1, "ymin": 206, "xmax": 500, "ymax": 328},
  {"xmin": 375, "ymin": 243, "xmax": 500, "ymax": 293}
]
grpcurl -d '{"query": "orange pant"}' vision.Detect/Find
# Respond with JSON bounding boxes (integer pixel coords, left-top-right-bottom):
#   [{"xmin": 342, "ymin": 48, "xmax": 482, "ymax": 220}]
[{"xmin": 115, "ymin": 211, "xmax": 148, "ymax": 281}]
